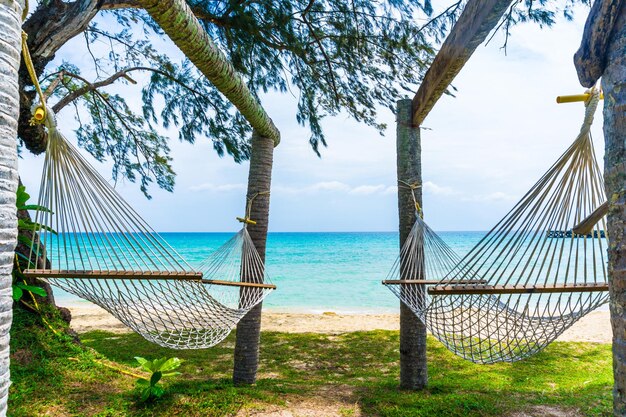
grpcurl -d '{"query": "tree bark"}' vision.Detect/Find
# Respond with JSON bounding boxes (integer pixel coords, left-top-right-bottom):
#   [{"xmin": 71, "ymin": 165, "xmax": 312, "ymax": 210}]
[
  {"xmin": 396, "ymin": 99, "xmax": 427, "ymax": 390},
  {"xmin": 411, "ymin": 0, "xmax": 512, "ymax": 126},
  {"xmin": 233, "ymin": 131, "xmax": 274, "ymax": 385},
  {"xmin": 601, "ymin": 4, "xmax": 626, "ymax": 415},
  {"xmin": 574, "ymin": 0, "xmax": 625, "ymax": 88},
  {"xmin": 0, "ymin": 0, "xmax": 25, "ymax": 414}
]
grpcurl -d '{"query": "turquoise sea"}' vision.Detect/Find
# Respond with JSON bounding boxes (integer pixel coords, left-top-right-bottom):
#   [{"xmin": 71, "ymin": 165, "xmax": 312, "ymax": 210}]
[{"xmin": 54, "ymin": 231, "xmax": 485, "ymax": 313}]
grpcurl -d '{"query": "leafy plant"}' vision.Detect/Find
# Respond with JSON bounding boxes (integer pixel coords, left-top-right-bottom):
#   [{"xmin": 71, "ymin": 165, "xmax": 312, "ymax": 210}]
[
  {"xmin": 12, "ymin": 282, "xmax": 47, "ymax": 303},
  {"xmin": 134, "ymin": 356, "xmax": 182, "ymax": 402},
  {"xmin": 12, "ymin": 184, "xmax": 54, "ymax": 302}
]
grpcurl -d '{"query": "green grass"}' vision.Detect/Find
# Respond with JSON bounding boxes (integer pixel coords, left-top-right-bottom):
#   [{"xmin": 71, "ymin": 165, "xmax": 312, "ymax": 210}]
[{"xmin": 9, "ymin": 308, "xmax": 613, "ymax": 416}]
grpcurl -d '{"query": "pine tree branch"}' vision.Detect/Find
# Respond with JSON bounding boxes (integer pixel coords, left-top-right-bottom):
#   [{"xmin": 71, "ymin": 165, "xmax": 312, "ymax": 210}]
[
  {"xmin": 135, "ymin": 0, "xmax": 281, "ymax": 145},
  {"xmin": 52, "ymin": 67, "xmax": 208, "ymax": 113}
]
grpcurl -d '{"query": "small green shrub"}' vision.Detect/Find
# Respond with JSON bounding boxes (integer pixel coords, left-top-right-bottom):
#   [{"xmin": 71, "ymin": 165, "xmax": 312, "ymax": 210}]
[
  {"xmin": 13, "ymin": 184, "xmax": 53, "ymax": 302},
  {"xmin": 134, "ymin": 357, "xmax": 182, "ymax": 402}
]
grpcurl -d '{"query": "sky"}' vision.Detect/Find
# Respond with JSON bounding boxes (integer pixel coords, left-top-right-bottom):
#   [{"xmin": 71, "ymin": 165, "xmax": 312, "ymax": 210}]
[{"xmin": 18, "ymin": 4, "xmax": 605, "ymax": 233}]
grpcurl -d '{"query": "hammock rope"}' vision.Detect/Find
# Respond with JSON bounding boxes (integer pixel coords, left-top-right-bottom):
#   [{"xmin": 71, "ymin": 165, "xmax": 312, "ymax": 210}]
[
  {"xmin": 385, "ymin": 88, "xmax": 608, "ymax": 363},
  {"xmin": 23, "ymin": 109, "xmax": 275, "ymax": 349},
  {"xmin": 19, "ymin": 37, "xmax": 274, "ymax": 348}
]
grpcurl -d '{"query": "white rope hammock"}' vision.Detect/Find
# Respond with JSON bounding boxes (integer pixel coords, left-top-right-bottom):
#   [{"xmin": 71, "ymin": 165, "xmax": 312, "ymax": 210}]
[
  {"xmin": 23, "ymin": 110, "xmax": 275, "ymax": 349},
  {"xmin": 385, "ymin": 88, "xmax": 608, "ymax": 363}
]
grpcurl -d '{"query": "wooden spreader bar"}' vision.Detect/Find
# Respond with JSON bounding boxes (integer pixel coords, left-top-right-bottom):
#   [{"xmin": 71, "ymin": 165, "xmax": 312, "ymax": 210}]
[
  {"xmin": 23, "ymin": 269, "xmax": 203, "ymax": 281},
  {"xmin": 23, "ymin": 269, "xmax": 277, "ymax": 289},
  {"xmin": 201, "ymin": 279, "xmax": 277, "ymax": 290},
  {"xmin": 383, "ymin": 279, "xmax": 487, "ymax": 285},
  {"xmin": 428, "ymin": 282, "xmax": 609, "ymax": 295}
]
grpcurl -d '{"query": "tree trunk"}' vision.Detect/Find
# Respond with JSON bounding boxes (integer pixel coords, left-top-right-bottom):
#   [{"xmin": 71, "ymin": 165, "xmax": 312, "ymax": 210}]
[
  {"xmin": 0, "ymin": 0, "xmax": 25, "ymax": 414},
  {"xmin": 233, "ymin": 131, "xmax": 274, "ymax": 385},
  {"xmin": 396, "ymin": 99, "xmax": 427, "ymax": 389},
  {"xmin": 601, "ymin": 4, "xmax": 626, "ymax": 415}
]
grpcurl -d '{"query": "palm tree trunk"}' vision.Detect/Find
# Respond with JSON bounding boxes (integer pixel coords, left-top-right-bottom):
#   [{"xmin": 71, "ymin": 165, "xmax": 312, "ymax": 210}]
[
  {"xmin": 601, "ymin": 4, "xmax": 626, "ymax": 415},
  {"xmin": 396, "ymin": 99, "xmax": 427, "ymax": 389},
  {"xmin": 233, "ymin": 131, "xmax": 274, "ymax": 385},
  {"xmin": 0, "ymin": 0, "xmax": 25, "ymax": 414}
]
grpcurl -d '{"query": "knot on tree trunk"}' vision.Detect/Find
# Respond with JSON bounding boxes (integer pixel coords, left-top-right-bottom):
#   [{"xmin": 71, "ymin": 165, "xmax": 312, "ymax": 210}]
[{"xmin": 574, "ymin": 0, "xmax": 625, "ymax": 87}]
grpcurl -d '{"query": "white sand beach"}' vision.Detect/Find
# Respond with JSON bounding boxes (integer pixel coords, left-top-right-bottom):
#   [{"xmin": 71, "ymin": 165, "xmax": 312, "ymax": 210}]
[{"xmin": 63, "ymin": 302, "xmax": 612, "ymax": 343}]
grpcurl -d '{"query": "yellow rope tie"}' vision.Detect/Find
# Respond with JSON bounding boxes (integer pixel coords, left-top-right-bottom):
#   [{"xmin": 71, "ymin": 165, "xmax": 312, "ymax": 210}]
[
  {"xmin": 580, "ymin": 87, "xmax": 601, "ymax": 134},
  {"xmin": 92, "ymin": 359, "xmax": 148, "ymax": 380},
  {"xmin": 67, "ymin": 358, "xmax": 149, "ymax": 380},
  {"xmin": 21, "ymin": 0, "xmax": 29, "ymax": 22},
  {"xmin": 15, "ymin": 16, "xmax": 60, "ymax": 334},
  {"xmin": 398, "ymin": 180, "xmax": 423, "ymax": 218},
  {"xmin": 21, "ymin": 30, "xmax": 47, "ymax": 125},
  {"xmin": 237, "ymin": 191, "xmax": 270, "ymax": 226}
]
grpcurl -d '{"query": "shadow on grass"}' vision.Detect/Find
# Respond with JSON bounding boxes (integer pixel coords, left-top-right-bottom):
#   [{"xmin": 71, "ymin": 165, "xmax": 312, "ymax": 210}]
[{"xmin": 10, "ymin": 319, "xmax": 612, "ymax": 417}]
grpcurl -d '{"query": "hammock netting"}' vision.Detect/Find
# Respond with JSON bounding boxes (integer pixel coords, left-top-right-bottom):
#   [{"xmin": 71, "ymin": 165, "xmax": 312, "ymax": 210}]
[
  {"xmin": 24, "ymin": 111, "xmax": 274, "ymax": 349},
  {"xmin": 385, "ymin": 89, "xmax": 609, "ymax": 364}
]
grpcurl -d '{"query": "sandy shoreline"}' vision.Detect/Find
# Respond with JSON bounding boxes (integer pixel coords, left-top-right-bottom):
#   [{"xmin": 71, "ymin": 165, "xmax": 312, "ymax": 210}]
[{"xmin": 62, "ymin": 302, "xmax": 612, "ymax": 343}]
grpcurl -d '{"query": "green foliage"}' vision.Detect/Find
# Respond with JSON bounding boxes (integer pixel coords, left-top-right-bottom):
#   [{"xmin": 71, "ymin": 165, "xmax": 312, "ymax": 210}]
[
  {"xmin": 489, "ymin": 0, "xmax": 590, "ymax": 51},
  {"xmin": 134, "ymin": 357, "xmax": 182, "ymax": 402},
  {"xmin": 45, "ymin": 28, "xmax": 254, "ymax": 197},
  {"xmin": 142, "ymin": 61, "xmax": 253, "ymax": 162},
  {"xmin": 12, "ymin": 185, "xmax": 50, "ymax": 303},
  {"xmin": 31, "ymin": 0, "xmax": 590, "ymax": 196},
  {"xmin": 8, "ymin": 307, "xmax": 109, "ymax": 417},
  {"xmin": 16, "ymin": 185, "xmax": 50, "ymax": 213},
  {"xmin": 15, "ymin": 185, "xmax": 52, "ymax": 216},
  {"xmin": 12, "ymin": 283, "xmax": 47, "ymax": 302},
  {"xmin": 188, "ymin": 0, "xmax": 437, "ymax": 154}
]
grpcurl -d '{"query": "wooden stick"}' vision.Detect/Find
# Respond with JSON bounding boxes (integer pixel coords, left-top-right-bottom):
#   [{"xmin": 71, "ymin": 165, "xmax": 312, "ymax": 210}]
[
  {"xmin": 382, "ymin": 279, "xmax": 487, "ymax": 285},
  {"xmin": 23, "ymin": 269, "xmax": 203, "ymax": 281},
  {"xmin": 201, "ymin": 279, "xmax": 276, "ymax": 290},
  {"xmin": 428, "ymin": 282, "xmax": 609, "ymax": 295},
  {"xmin": 556, "ymin": 92, "xmax": 604, "ymax": 104},
  {"xmin": 573, "ymin": 201, "xmax": 609, "ymax": 235}
]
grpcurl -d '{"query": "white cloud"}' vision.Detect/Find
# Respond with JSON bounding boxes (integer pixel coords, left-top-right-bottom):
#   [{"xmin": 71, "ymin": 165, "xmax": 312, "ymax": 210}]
[
  {"xmin": 423, "ymin": 181, "xmax": 457, "ymax": 196},
  {"xmin": 274, "ymin": 181, "xmax": 392, "ymax": 196},
  {"xmin": 468, "ymin": 191, "xmax": 518, "ymax": 203},
  {"xmin": 309, "ymin": 181, "xmax": 351, "ymax": 192},
  {"xmin": 272, "ymin": 182, "xmax": 350, "ymax": 194},
  {"xmin": 422, "ymin": 181, "xmax": 518, "ymax": 203},
  {"xmin": 189, "ymin": 183, "xmax": 246, "ymax": 192},
  {"xmin": 383, "ymin": 186, "xmax": 397, "ymax": 195},
  {"xmin": 262, "ymin": 180, "xmax": 518, "ymax": 205},
  {"xmin": 349, "ymin": 185, "xmax": 386, "ymax": 195}
]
